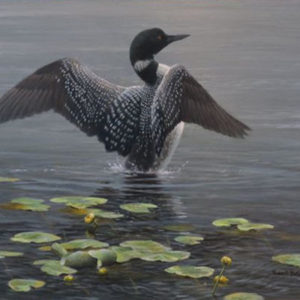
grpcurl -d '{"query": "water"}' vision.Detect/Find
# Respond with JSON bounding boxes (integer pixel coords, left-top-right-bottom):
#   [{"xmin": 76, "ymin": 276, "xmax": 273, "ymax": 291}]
[{"xmin": 0, "ymin": 0, "xmax": 300, "ymax": 299}]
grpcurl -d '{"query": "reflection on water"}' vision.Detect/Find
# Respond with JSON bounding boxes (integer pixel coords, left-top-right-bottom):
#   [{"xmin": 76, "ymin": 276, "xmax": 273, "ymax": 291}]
[{"xmin": 1, "ymin": 0, "xmax": 300, "ymax": 299}]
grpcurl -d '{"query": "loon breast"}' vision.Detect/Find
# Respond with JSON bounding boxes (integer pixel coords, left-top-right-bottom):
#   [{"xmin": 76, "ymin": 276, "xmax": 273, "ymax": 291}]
[{"xmin": 152, "ymin": 121, "xmax": 185, "ymax": 171}]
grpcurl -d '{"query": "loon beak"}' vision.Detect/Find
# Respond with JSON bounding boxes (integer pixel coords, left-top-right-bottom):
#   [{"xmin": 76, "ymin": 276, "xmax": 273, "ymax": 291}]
[{"xmin": 166, "ymin": 34, "xmax": 190, "ymax": 44}]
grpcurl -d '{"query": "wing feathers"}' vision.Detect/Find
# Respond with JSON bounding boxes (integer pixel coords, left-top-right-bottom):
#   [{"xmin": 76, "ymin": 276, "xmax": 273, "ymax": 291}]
[
  {"xmin": 0, "ymin": 58, "xmax": 125, "ymax": 138},
  {"xmin": 152, "ymin": 65, "xmax": 250, "ymax": 155},
  {"xmin": 181, "ymin": 76, "xmax": 250, "ymax": 138}
]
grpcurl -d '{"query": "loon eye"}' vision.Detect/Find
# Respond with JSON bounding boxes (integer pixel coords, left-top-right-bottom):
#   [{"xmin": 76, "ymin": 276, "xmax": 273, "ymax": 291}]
[{"xmin": 157, "ymin": 35, "xmax": 163, "ymax": 40}]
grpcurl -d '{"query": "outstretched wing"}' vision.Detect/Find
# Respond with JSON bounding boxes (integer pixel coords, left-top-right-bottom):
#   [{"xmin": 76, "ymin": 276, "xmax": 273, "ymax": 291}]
[
  {"xmin": 0, "ymin": 58, "xmax": 125, "ymax": 136},
  {"xmin": 152, "ymin": 65, "xmax": 251, "ymax": 155}
]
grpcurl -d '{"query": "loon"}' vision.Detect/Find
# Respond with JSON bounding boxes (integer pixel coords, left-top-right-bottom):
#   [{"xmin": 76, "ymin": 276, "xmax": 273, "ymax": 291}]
[{"xmin": 0, "ymin": 28, "xmax": 250, "ymax": 172}]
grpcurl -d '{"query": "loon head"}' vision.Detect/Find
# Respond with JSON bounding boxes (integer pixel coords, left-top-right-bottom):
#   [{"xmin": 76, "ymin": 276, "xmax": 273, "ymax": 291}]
[{"xmin": 130, "ymin": 28, "xmax": 189, "ymax": 84}]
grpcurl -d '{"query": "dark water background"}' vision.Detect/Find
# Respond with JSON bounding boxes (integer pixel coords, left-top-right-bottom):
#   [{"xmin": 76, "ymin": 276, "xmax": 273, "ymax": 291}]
[{"xmin": 0, "ymin": 0, "xmax": 300, "ymax": 299}]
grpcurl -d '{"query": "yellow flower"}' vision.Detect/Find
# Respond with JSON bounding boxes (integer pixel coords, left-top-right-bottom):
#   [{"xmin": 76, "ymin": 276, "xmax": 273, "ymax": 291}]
[
  {"xmin": 213, "ymin": 275, "xmax": 229, "ymax": 284},
  {"xmin": 64, "ymin": 274, "xmax": 74, "ymax": 282},
  {"xmin": 98, "ymin": 267, "xmax": 108, "ymax": 275},
  {"xmin": 221, "ymin": 256, "xmax": 232, "ymax": 266},
  {"xmin": 84, "ymin": 213, "xmax": 95, "ymax": 224}
]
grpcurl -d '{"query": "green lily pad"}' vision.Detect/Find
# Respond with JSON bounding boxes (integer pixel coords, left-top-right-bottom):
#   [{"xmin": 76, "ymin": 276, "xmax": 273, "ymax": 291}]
[
  {"xmin": 89, "ymin": 208, "xmax": 123, "ymax": 219},
  {"xmin": 224, "ymin": 292, "xmax": 264, "ymax": 300},
  {"xmin": 0, "ymin": 251, "xmax": 23, "ymax": 259},
  {"xmin": 139, "ymin": 250, "xmax": 190, "ymax": 262},
  {"xmin": 51, "ymin": 243, "xmax": 68, "ymax": 257},
  {"xmin": 50, "ymin": 196, "xmax": 107, "ymax": 209},
  {"xmin": 11, "ymin": 231, "xmax": 61, "ymax": 244},
  {"xmin": 120, "ymin": 240, "xmax": 170, "ymax": 253},
  {"xmin": 60, "ymin": 239, "xmax": 109, "ymax": 250},
  {"xmin": 110, "ymin": 246, "xmax": 141, "ymax": 263},
  {"xmin": 272, "ymin": 254, "xmax": 300, "ymax": 268},
  {"xmin": 33, "ymin": 259, "xmax": 56, "ymax": 265},
  {"xmin": 174, "ymin": 235, "xmax": 204, "ymax": 245},
  {"xmin": 212, "ymin": 218, "xmax": 249, "ymax": 227},
  {"xmin": 9, "ymin": 197, "xmax": 50, "ymax": 212},
  {"xmin": 88, "ymin": 249, "xmax": 117, "ymax": 268},
  {"xmin": 63, "ymin": 251, "xmax": 96, "ymax": 268},
  {"xmin": 237, "ymin": 223, "xmax": 274, "ymax": 231},
  {"xmin": 120, "ymin": 203, "xmax": 157, "ymax": 214},
  {"xmin": 0, "ymin": 177, "xmax": 19, "ymax": 183},
  {"xmin": 34, "ymin": 260, "xmax": 77, "ymax": 276},
  {"xmin": 163, "ymin": 224, "xmax": 196, "ymax": 232},
  {"xmin": 8, "ymin": 279, "xmax": 45, "ymax": 292},
  {"xmin": 165, "ymin": 265, "xmax": 214, "ymax": 279}
]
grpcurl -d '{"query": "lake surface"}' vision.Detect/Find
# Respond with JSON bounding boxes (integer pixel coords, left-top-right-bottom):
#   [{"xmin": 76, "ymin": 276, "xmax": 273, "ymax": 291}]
[{"xmin": 0, "ymin": 0, "xmax": 300, "ymax": 299}]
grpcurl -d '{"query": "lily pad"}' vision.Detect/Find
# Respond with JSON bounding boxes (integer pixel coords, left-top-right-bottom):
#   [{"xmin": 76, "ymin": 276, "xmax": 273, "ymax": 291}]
[
  {"xmin": 38, "ymin": 245, "xmax": 52, "ymax": 252},
  {"xmin": 120, "ymin": 203, "xmax": 157, "ymax": 214},
  {"xmin": 9, "ymin": 197, "xmax": 50, "ymax": 212},
  {"xmin": 212, "ymin": 218, "xmax": 249, "ymax": 227},
  {"xmin": 8, "ymin": 279, "xmax": 45, "ymax": 292},
  {"xmin": 33, "ymin": 259, "xmax": 56, "ymax": 265},
  {"xmin": 237, "ymin": 223, "xmax": 274, "ymax": 231},
  {"xmin": 63, "ymin": 251, "xmax": 96, "ymax": 268},
  {"xmin": 89, "ymin": 208, "xmax": 123, "ymax": 219},
  {"xmin": 174, "ymin": 235, "xmax": 204, "ymax": 245},
  {"xmin": 272, "ymin": 254, "xmax": 300, "ymax": 268},
  {"xmin": 34, "ymin": 260, "xmax": 77, "ymax": 276},
  {"xmin": 110, "ymin": 246, "xmax": 141, "ymax": 263},
  {"xmin": 0, "ymin": 251, "xmax": 23, "ymax": 259},
  {"xmin": 163, "ymin": 224, "xmax": 195, "ymax": 232},
  {"xmin": 60, "ymin": 239, "xmax": 109, "ymax": 250},
  {"xmin": 139, "ymin": 250, "xmax": 190, "ymax": 262},
  {"xmin": 51, "ymin": 243, "xmax": 68, "ymax": 257},
  {"xmin": 165, "ymin": 265, "xmax": 214, "ymax": 279},
  {"xmin": 0, "ymin": 177, "xmax": 19, "ymax": 183},
  {"xmin": 120, "ymin": 240, "xmax": 170, "ymax": 253},
  {"xmin": 224, "ymin": 292, "xmax": 264, "ymax": 300},
  {"xmin": 11, "ymin": 231, "xmax": 61, "ymax": 244},
  {"xmin": 88, "ymin": 249, "xmax": 117, "ymax": 268},
  {"xmin": 50, "ymin": 196, "xmax": 107, "ymax": 209}
]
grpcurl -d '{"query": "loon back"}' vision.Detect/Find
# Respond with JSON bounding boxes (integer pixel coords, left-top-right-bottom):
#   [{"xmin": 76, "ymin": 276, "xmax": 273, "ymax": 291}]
[{"xmin": 0, "ymin": 28, "xmax": 250, "ymax": 172}]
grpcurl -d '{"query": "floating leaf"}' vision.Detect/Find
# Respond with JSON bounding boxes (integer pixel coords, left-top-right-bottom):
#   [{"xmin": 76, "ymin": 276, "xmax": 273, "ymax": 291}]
[
  {"xmin": 63, "ymin": 251, "xmax": 96, "ymax": 268},
  {"xmin": 60, "ymin": 239, "xmax": 109, "ymax": 250},
  {"xmin": 88, "ymin": 208, "xmax": 123, "ymax": 219},
  {"xmin": 110, "ymin": 246, "xmax": 140, "ymax": 263},
  {"xmin": 8, "ymin": 197, "xmax": 50, "ymax": 212},
  {"xmin": 174, "ymin": 235, "xmax": 204, "ymax": 245},
  {"xmin": 34, "ymin": 260, "xmax": 77, "ymax": 276},
  {"xmin": 139, "ymin": 250, "xmax": 190, "ymax": 262},
  {"xmin": 212, "ymin": 218, "xmax": 249, "ymax": 227},
  {"xmin": 51, "ymin": 243, "xmax": 68, "ymax": 257},
  {"xmin": 33, "ymin": 259, "xmax": 55, "ymax": 265},
  {"xmin": 62, "ymin": 207, "xmax": 89, "ymax": 215},
  {"xmin": 11, "ymin": 231, "xmax": 61, "ymax": 244},
  {"xmin": 120, "ymin": 240, "xmax": 170, "ymax": 253},
  {"xmin": 0, "ymin": 177, "xmax": 19, "ymax": 183},
  {"xmin": 50, "ymin": 196, "xmax": 107, "ymax": 209},
  {"xmin": 237, "ymin": 223, "xmax": 274, "ymax": 231},
  {"xmin": 272, "ymin": 254, "xmax": 300, "ymax": 268},
  {"xmin": 224, "ymin": 292, "xmax": 264, "ymax": 300},
  {"xmin": 165, "ymin": 265, "xmax": 214, "ymax": 279},
  {"xmin": 8, "ymin": 279, "xmax": 45, "ymax": 292},
  {"xmin": 38, "ymin": 246, "xmax": 52, "ymax": 252},
  {"xmin": 88, "ymin": 249, "xmax": 117, "ymax": 267},
  {"xmin": 163, "ymin": 224, "xmax": 196, "ymax": 232},
  {"xmin": 120, "ymin": 203, "xmax": 157, "ymax": 214},
  {"xmin": 0, "ymin": 251, "xmax": 23, "ymax": 259}
]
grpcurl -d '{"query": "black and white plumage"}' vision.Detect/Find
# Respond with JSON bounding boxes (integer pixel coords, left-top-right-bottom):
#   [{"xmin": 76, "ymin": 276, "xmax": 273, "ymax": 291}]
[{"xmin": 0, "ymin": 28, "xmax": 250, "ymax": 172}]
